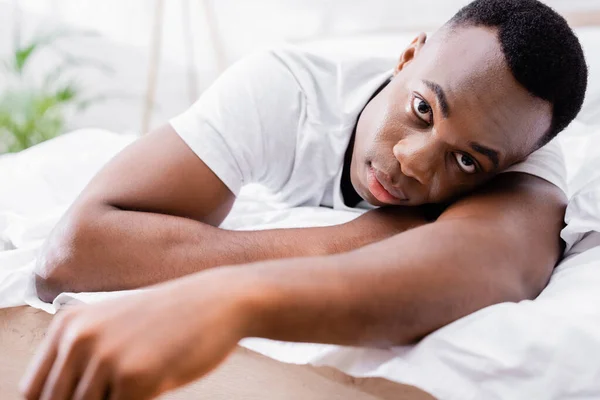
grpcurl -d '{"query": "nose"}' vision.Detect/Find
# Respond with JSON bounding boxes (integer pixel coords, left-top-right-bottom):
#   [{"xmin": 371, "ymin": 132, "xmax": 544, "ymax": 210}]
[{"xmin": 392, "ymin": 134, "xmax": 438, "ymax": 186}]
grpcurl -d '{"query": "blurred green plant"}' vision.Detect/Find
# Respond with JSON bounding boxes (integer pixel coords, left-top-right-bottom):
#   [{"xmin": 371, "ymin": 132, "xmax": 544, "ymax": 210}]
[{"xmin": 0, "ymin": 28, "xmax": 112, "ymax": 153}]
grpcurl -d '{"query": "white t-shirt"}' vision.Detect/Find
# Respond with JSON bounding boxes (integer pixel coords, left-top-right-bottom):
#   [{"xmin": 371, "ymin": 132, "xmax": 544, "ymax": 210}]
[{"xmin": 170, "ymin": 47, "xmax": 566, "ymax": 211}]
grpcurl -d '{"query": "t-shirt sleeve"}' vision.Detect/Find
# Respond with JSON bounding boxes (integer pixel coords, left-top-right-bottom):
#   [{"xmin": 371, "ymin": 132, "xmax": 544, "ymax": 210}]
[
  {"xmin": 169, "ymin": 50, "xmax": 304, "ymax": 195},
  {"xmin": 501, "ymin": 138, "xmax": 567, "ymax": 195}
]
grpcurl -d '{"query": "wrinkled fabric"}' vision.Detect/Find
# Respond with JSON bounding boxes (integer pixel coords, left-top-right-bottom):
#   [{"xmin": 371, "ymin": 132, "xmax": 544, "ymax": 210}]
[{"xmin": 2, "ymin": 128, "xmax": 600, "ymax": 400}]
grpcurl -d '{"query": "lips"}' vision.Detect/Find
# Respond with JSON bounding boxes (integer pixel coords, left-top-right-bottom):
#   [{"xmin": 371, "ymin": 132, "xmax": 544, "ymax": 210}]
[{"xmin": 367, "ymin": 167, "xmax": 408, "ymax": 205}]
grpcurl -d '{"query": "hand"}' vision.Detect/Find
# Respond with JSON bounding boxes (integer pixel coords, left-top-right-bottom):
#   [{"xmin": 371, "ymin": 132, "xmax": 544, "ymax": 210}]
[{"xmin": 20, "ymin": 269, "xmax": 252, "ymax": 400}]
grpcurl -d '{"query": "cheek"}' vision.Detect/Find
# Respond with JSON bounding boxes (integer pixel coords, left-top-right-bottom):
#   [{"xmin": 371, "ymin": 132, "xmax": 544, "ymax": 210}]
[
  {"xmin": 426, "ymin": 169, "xmax": 484, "ymax": 203},
  {"xmin": 360, "ymin": 117, "xmax": 409, "ymax": 161},
  {"xmin": 359, "ymin": 93, "xmax": 408, "ymax": 138},
  {"xmin": 434, "ymin": 173, "xmax": 495, "ymax": 203}
]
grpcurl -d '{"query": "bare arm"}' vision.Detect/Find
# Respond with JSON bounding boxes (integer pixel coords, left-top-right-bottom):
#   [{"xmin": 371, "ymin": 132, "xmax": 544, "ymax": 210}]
[
  {"xmin": 36, "ymin": 125, "xmax": 426, "ymax": 302},
  {"xmin": 243, "ymin": 173, "xmax": 566, "ymax": 344},
  {"xmin": 21, "ymin": 172, "xmax": 566, "ymax": 400}
]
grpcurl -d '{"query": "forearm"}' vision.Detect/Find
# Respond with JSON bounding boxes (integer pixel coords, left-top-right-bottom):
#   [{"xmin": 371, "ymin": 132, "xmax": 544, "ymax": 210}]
[
  {"xmin": 37, "ymin": 203, "xmax": 426, "ymax": 299},
  {"xmin": 232, "ymin": 175, "xmax": 565, "ymax": 346},
  {"xmin": 238, "ymin": 220, "xmax": 536, "ymax": 346},
  {"xmin": 22, "ymin": 175, "xmax": 565, "ymax": 400}
]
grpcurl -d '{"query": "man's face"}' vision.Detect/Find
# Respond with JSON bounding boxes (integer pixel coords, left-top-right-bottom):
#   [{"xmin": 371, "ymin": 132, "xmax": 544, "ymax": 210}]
[{"xmin": 351, "ymin": 26, "xmax": 553, "ymax": 206}]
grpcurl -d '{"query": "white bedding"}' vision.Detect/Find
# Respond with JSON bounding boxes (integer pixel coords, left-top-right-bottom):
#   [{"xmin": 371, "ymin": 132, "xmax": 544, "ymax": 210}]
[
  {"xmin": 2, "ymin": 127, "xmax": 600, "ymax": 400},
  {"xmin": 4, "ymin": 25, "xmax": 600, "ymax": 400}
]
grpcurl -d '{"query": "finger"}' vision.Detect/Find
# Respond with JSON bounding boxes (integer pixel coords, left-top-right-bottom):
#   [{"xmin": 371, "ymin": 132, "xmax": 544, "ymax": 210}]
[
  {"xmin": 107, "ymin": 371, "xmax": 156, "ymax": 400},
  {"xmin": 20, "ymin": 313, "xmax": 71, "ymax": 400},
  {"xmin": 39, "ymin": 339, "xmax": 82, "ymax": 400},
  {"xmin": 108, "ymin": 385, "xmax": 131, "ymax": 400},
  {"xmin": 108, "ymin": 379, "xmax": 151, "ymax": 400},
  {"xmin": 73, "ymin": 357, "xmax": 109, "ymax": 400}
]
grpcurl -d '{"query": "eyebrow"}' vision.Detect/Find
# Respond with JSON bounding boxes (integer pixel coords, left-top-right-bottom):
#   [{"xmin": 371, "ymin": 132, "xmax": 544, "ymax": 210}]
[
  {"xmin": 423, "ymin": 80, "xmax": 450, "ymax": 118},
  {"xmin": 470, "ymin": 142, "xmax": 500, "ymax": 169}
]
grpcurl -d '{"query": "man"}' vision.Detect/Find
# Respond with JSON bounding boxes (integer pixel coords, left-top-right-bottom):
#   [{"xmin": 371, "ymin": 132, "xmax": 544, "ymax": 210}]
[{"xmin": 22, "ymin": 0, "xmax": 587, "ymax": 399}]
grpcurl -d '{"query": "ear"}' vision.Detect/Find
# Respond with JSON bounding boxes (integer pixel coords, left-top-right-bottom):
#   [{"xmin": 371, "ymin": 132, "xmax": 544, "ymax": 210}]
[{"xmin": 394, "ymin": 32, "xmax": 428, "ymax": 76}]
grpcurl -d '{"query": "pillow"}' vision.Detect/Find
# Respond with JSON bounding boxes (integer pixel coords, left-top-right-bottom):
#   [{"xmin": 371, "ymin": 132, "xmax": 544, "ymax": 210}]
[
  {"xmin": 571, "ymin": 27, "xmax": 600, "ymax": 126},
  {"xmin": 560, "ymin": 127, "xmax": 600, "ymax": 254}
]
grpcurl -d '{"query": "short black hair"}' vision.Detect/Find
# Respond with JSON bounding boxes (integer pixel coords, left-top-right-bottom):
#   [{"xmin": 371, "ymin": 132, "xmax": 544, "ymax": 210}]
[{"xmin": 448, "ymin": 0, "xmax": 588, "ymax": 147}]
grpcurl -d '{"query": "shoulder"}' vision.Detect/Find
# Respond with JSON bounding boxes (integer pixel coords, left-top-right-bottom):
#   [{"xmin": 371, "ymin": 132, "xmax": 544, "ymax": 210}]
[
  {"xmin": 502, "ymin": 138, "xmax": 567, "ymax": 196},
  {"xmin": 237, "ymin": 45, "xmax": 395, "ymax": 97}
]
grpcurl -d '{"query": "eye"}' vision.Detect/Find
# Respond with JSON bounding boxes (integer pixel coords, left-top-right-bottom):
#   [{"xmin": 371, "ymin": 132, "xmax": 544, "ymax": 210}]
[
  {"xmin": 411, "ymin": 96, "xmax": 433, "ymax": 125},
  {"xmin": 453, "ymin": 152, "xmax": 478, "ymax": 174}
]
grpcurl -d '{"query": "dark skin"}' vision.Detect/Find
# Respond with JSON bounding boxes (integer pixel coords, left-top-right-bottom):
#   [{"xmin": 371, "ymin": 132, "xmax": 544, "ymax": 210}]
[
  {"xmin": 23, "ymin": 25, "xmax": 565, "ymax": 400},
  {"xmin": 352, "ymin": 29, "xmax": 551, "ymax": 206}
]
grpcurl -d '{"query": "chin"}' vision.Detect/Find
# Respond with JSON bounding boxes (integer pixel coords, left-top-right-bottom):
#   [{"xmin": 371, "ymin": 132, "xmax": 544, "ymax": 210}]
[
  {"xmin": 357, "ymin": 182, "xmax": 391, "ymax": 207},
  {"xmin": 364, "ymin": 194, "xmax": 386, "ymax": 207}
]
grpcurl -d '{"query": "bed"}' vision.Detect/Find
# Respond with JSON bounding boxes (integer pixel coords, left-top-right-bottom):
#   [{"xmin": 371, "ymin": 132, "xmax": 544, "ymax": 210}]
[
  {"xmin": 0, "ymin": 130, "xmax": 436, "ymax": 400},
  {"xmin": 3, "ymin": 20, "xmax": 600, "ymax": 400},
  {"xmin": 0, "ymin": 308, "xmax": 433, "ymax": 400}
]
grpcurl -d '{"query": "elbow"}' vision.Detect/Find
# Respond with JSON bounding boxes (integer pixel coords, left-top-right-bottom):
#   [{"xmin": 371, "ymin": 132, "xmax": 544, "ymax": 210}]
[
  {"xmin": 35, "ymin": 247, "xmax": 75, "ymax": 304},
  {"xmin": 34, "ymin": 211, "xmax": 98, "ymax": 303},
  {"xmin": 35, "ymin": 267, "xmax": 67, "ymax": 304}
]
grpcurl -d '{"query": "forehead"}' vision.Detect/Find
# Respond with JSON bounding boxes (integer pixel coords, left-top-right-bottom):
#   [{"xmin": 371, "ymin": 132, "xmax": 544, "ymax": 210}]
[{"xmin": 409, "ymin": 26, "xmax": 552, "ymax": 160}]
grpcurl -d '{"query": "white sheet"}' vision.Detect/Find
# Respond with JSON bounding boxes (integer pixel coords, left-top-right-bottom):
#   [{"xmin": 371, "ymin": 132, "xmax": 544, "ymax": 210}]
[{"xmin": 2, "ymin": 128, "xmax": 600, "ymax": 400}]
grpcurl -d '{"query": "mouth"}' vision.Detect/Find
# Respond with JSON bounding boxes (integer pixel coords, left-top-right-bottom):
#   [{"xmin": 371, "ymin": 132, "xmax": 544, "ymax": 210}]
[{"xmin": 366, "ymin": 166, "xmax": 408, "ymax": 205}]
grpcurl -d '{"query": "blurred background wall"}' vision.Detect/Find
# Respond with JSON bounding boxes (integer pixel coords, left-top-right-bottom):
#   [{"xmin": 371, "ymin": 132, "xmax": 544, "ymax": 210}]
[{"xmin": 1, "ymin": 0, "xmax": 598, "ymax": 138}]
